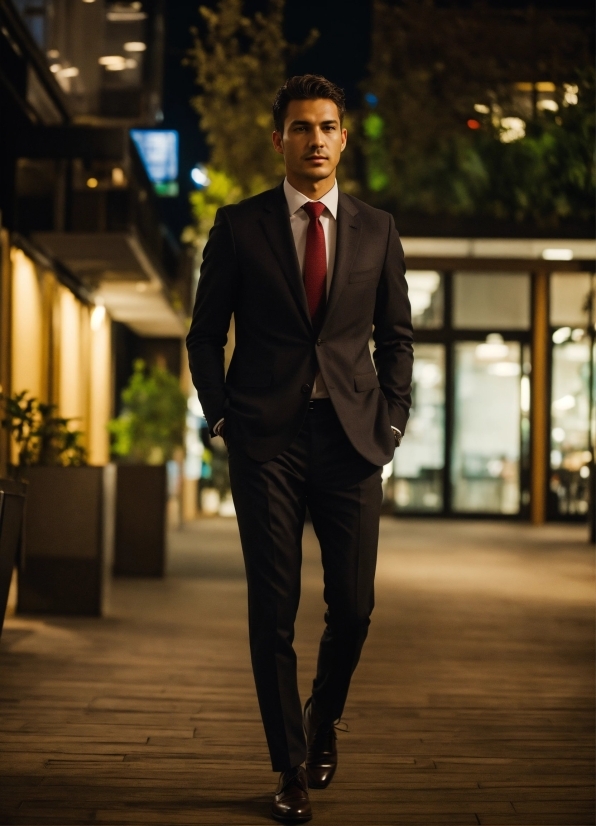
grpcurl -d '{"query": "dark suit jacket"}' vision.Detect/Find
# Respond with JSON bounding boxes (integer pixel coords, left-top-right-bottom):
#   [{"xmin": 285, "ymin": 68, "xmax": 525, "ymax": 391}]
[{"xmin": 186, "ymin": 182, "xmax": 413, "ymax": 466}]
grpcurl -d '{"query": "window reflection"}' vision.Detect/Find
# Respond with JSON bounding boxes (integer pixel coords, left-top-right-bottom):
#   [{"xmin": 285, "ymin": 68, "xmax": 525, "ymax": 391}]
[
  {"xmin": 549, "ymin": 329, "xmax": 592, "ymax": 516},
  {"xmin": 394, "ymin": 344, "xmax": 445, "ymax": 511},
  {"xmin": 406, "ymin": 271, "xmax": 443, "ymax": 328},
  {"xmin": 452, "ymin": 338, "xmax": 521, "ymax": 513}
]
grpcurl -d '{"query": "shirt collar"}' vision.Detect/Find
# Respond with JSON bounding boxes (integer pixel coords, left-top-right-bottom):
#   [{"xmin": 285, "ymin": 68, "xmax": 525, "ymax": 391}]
[{"xmin": 283, "ymin": 177, "xmax": 339, "ymax": 220}]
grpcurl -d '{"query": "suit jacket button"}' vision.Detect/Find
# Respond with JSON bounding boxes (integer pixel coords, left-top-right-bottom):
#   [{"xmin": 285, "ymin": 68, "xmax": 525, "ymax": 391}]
[
  {"xmin": 316, "ymin": 338, "xmax": 323, "ymax": 346},
  {"xmin": 301, "ymin": 383, "xmax": 311, "ymax": 394}
]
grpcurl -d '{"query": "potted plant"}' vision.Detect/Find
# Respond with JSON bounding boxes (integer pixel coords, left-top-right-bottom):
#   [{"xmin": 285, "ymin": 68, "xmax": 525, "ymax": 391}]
[
  {"xmin": 1, "ymin": 392, "xmax": 115, "ymax": 616},
  {"xmin": 108, "ymin": 360, "xmax": 187, "ymax": 576}
]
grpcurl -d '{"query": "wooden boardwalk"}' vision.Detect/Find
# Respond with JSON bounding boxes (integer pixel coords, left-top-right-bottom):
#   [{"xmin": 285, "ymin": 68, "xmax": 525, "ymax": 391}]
[{"xmin": 0, "ymin": 517, "xmax": 593, "ymax": 825}]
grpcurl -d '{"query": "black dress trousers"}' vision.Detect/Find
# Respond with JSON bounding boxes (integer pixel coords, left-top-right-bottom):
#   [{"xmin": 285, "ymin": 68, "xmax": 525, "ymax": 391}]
[{"xmin": 228, "ymin": 399, "xmax": 383, "ymax": 772}]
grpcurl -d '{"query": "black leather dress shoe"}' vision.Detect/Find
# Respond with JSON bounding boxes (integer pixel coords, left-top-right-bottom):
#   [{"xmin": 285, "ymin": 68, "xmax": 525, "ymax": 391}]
[
  {"xmin": 303, "ymin": 697, "xmax": 338, "ymax": 789},
  {"xmin": 271, "ymin": 765, "xmax": 312, "ymax": 823}
]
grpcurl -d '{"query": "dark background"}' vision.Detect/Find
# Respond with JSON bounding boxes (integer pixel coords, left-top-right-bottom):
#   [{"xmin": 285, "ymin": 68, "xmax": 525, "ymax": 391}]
[{"xmin": 161, "ymin": 0, "xmax": 594, "ymax": 238}]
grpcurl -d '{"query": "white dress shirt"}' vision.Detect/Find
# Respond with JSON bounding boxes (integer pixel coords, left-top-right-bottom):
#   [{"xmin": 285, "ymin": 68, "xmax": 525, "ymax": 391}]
[{"xmin": 284, "ymin": 177, "xmax": 338, "ymax": 398}]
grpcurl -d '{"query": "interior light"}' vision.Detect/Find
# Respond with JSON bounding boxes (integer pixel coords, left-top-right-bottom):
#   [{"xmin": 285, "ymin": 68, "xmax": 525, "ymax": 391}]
[
  {"xmin": 124, "ymin": 58, "xmax": 137, "ymax": 69},
  {"xmin": 514, "ymin": 82, "xmax": 533, "ymax": 92},
  {"xmin": 58, "ymin": 66, "xmax": 79, "ymax": 78},
  {"xmin": 537, "ymin": 99, "xmax": 558, "ymax": 112},
  {"xmin": 112, "ymin": 167, "xmax": 125, "ymax": 186},
  {"xmin": 542, "ymin": 248, "xmax": 573, "ymax": 260},
  {"xmin": 520, "ymin": 376, "xmax": 530, "ymax": 413},
  {"xmin": 551, "ymin": 450, "xmax": 562, "ymax": 468},
  {"xmin": 91, "ymin": 304, "xmax": 105, "ymax": 330},
  {"xmin": 47, "ymin": 49, "xmax": 60, "ymax": 58},
  {"xmin": 124, "ymin": 41, "xmax": 147, "ymax": 52},
  {"xmin": 552, "ymin": 327, "xmax": 571, "ymax": 344},
  {"xmin": 563, "ymin": 84, "xmax": 579, "ymax": 106},
  {"xmin": 191, "ymin": 165, "xmax": 211, "ymax": 188},
  {"xmin": 552, "ymin": 394, "xmax": 576, "ymax": 411},
  {"xmin": 499, "ymin": 117, "xmax": 525, "ymax": 143},
  {"xmin": 473, "ymin": 104, "xmax": 490, "ymax": 114},
  {"xmin": 83, "ymin": 0, "xmax": 96, "ymax": 3},
  {"xmin": 87, "ymin": 177, "xmax": 99, "ymax": 188},
  {"xmin": 476, "ymin": 334, "xmax": 509, "ymax": 361},
  {"xmin": 535, "ymin": 81, "xmax": 556, "ymax": 92},
  {"xmin": 49, "ymin": 63, "xmax": 61, "ymax": 73},
  {"xmin": 571, "ymin": 328, "xmax": 584, "ymax": 342},
  {"xmin": 580, "ymin": 466, "xmax": 590, "ymax": 479},
  {"xmin": 99, "ymin": 55, "xmax": 127, "ymax": 67},
  {"xmin": 552, "ymin": 427, "xmax": 565, "ymax": 443}
]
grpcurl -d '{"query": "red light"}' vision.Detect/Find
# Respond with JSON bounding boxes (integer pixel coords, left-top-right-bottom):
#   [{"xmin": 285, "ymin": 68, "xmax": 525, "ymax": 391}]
[{"xmin": 467, "ymin": 119, "xmax": 481, "ymax": 129}]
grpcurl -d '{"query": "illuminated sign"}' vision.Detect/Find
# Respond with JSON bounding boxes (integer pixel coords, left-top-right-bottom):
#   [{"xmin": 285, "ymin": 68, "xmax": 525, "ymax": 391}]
[{"xmin": 130, "ymin": 129, "xmax": 179, "ymax": 196}]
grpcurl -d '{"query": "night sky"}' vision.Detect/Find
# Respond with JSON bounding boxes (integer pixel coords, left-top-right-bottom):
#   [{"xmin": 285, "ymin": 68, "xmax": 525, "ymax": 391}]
[{"xmin": 160, "ymin": 0, "xmax": 594, "ymax": 237}]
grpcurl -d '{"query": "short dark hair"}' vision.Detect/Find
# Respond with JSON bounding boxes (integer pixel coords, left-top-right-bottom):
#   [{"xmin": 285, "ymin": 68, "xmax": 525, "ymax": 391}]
[{"xmin": 272, "ymin": 74, "xmax": 346, "ymax": 133}]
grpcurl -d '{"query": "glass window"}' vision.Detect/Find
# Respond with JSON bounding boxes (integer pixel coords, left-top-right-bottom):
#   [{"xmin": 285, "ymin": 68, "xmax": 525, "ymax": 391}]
[
  {"xmin": 393, "ymin": 344, "xmax": 445, "ymax": 511},
  {"xmin": 550, "ymin": 273, "xmax": 593, "ymax": 327},
  {"xmin": 453, "ymin": 273, "xmax": 531, "ymax": 330},
  {"xmin": 452, "ymin": 338, "xmax": 521, "ymax": 513},
  {"xmin": 406, "ymin": 271, "xmax": 443, "ymax": 328},
  {"xmin": 549, "ymin": 330, "xmax": 592, "ymax": 517}
]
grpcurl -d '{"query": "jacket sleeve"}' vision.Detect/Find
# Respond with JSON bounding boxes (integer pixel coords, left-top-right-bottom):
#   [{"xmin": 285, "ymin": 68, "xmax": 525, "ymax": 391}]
[
  {"xmin": 372, "ymin": 213, "xmax": 414, "ymax": 436},
  {"xmin": 186, "ymin": 207, "xmax": 239, "ymax": 432}
]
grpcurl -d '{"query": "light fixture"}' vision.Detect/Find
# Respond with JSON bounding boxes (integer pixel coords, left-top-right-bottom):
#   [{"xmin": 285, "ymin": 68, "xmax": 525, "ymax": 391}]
[
  {"xmin": 552, "ymin": 327, "xmax": 571, "ymax": 344},
  {"xmin": 580, "ymin": 466, "xmax": 590, "ymax": 479},
  {"xmin": 499, "ymin": 117, "xmax": 525, "ymax": 143},
  {"xmin": 487, "ymin": 362, "xmax": 520, "ymax": 377},
  {"xmin": 537, "ymin": 99, "xmax": 558, "ymax": 113},
  {"xmin": 476, "ymin": 333, "xmax": 509, "ymax": 361},
  {"xmin": 542, "ymin": 248, "xmax": 573, "ymax": 260},
  {"xmin": 58, "ymin": 66, "xmax": 79, "ymax": 78},
  {"xmin": 91, "ymin": 304, "xmax": 106, "ymax": 330},
  {"xmin": 563, "ymin": 84, "xmax": 579, "ymax": 106},
  {"xmin": 49, "ymin": 63, "xmax": 61, "ymax": 73},
  {"xmin": 552, "ymin": 394, "xmax": 576, "ymax": 412},
  {"xmin": 99, "ymin": 55, "xmax": 127, "ymax": 68},
  {"xmin": 535, "ymin": 81, "xmax": 556, "ymax": 92},
  {"xmin": 124, "ymin": 41, "xmax": 147, "ymax": 52},
  {"xmin": 87, "ymin": 177, "xmax": 99, "ymax": 188},
  {"xmin": 474, "ymin": 103, "xmax": 490, "ymax": 114},
  {"xmin": 82, "ymin": 0, "xmax": 96, "ymax": 4},
  {"xmin": 552, "ymin": 427, "xmax": 565, "ymax": 443},
  {"xmin": 112, "ymin": 167, "xmax": 125, "ymax": 186},
  {"xmin": 191, "ymin": 165, "xmax": 211, "ymax": 188},
  {"xmin": 47, "ymin": 49, "xmax": 60, "ymax": 58}
]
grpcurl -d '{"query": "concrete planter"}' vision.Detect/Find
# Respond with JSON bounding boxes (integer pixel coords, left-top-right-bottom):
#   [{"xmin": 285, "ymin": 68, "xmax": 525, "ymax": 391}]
[
  {"xmin": 113, "ymin": 464, "xmax": 167, "ymax": 577},
  {"xmin": 0, "ymin": 479, "xmax": 27, "ymax": 635},
  {"xmin": 17, "ymin": 465, "xmax": 116, "ymax": 616}
]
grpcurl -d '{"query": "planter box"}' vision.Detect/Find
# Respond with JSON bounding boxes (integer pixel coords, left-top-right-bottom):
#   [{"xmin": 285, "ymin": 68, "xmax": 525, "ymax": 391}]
[
  {"xmin": 17, "ymin": 465, "xmax": 116, "ymax": 616},
  {"xmin": 0, "ymin": 479, "xmax": 27, "ymax": 636},
  {"xmin": 113, "ymin": 464, "xmax": 167, "ymax": 577}
]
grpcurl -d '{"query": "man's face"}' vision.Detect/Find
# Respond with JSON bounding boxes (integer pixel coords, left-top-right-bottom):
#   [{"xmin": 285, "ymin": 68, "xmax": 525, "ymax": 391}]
[{"xmin": 272, "ymin": 98, "xmax": 347, "ymax": 183}]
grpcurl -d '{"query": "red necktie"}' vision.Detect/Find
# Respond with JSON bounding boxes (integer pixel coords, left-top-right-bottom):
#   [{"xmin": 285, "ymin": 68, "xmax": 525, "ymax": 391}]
[{"xmin": 302, "ymin": 201, "xmax": 327, "ymax": 326}]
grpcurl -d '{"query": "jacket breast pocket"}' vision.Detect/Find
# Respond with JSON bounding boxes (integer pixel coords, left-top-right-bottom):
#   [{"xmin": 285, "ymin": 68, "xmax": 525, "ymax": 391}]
[
  {"xmin": 354, "ymin": 371, "xmax": 380, "ymax": 392},
  {"xmin": 348, "ymin": 268, "xmax": 378, "ymax": 283}
]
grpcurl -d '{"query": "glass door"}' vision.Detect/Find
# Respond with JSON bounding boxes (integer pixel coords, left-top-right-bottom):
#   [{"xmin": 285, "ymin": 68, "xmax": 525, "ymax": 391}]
[
  {"xmin": 451, "ymin": 337, "xmax": 521, "ymax": 514},
  {"xmin": 393, "ymin": 343, "xmax": 445, "ymax": 512}
]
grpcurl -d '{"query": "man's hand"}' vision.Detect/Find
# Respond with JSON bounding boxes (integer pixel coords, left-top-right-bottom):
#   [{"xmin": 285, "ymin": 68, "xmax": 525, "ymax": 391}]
[{"xmin": 391, "ymin": 426, "xmax": 402, "ymax": 447}]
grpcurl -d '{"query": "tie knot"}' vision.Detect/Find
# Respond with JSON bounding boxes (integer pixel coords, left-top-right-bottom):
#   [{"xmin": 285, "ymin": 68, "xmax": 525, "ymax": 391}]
[{"xmin": 303, "ymin": 201, "xmax": 326, "ymax": 221}]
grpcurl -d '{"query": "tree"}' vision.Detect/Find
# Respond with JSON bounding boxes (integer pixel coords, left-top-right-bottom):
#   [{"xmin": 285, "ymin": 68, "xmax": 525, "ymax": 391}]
[{"xmin": 363, "ymin": 0, "xmax": 595, "ymax": 227}]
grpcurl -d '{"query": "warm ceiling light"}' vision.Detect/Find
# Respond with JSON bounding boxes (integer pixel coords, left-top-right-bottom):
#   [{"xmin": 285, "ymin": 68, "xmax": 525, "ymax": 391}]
[
  {"xmin": 535, "ymin": 81, "xmax": 556, "ymax": 92},
  {"xmin": 87, "ymin": 177, "xmax": 99, "ymax": 188},
  {"xmin": 537, "ymin": 99, "xmax": 558, "ymax": 112},
  {"xmin": 82, "ymin": 0, "xmax": 96, "ymax": 3},
  {"xmin": 474, "ymin": 103, "xmax": 490, "ymax": 114},
  {"xmin": 112, "ymin": 167, "xmax": 126, "ymax": 186},
  {"xmin": 47, "ymin": 49, "xmax": 60, "ymax": 58},
  {"xmin": 124, "ymin": 41, "xmax": 147, "ymax": 52},
  {"xmin": 99, "ymin": 55, "xmax": 126, "ymax": 67},
  {"xmin": 58, "ymin": 66, "xmax": 79, "ymax": 78},
  {"xmin": 91, "ymin": 305, "xmax": 106, "ymax": 330},
  {"xmin": 49, "ymin": 63, "xmax": 61, "ymax": 73},
  {"xmin": 542, "ymin": 248, "xmax": 573, "ymax": 261}
]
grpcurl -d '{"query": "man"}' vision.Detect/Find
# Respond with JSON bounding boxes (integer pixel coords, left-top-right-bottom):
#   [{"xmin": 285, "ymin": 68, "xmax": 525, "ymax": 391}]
[{"xmin": 186, "ymin": 74, "xmax": 413, "ymax": 823}]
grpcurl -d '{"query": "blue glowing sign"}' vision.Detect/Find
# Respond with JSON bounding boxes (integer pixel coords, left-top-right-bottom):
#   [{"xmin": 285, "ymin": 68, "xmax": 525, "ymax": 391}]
[{"xmin": 130, "ymin": 129, "xmax": 179, "ymax": 196}]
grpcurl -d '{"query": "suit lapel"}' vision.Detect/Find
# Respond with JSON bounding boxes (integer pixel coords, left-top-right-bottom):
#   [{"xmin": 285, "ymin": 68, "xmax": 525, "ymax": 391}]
[
  {"xmin": 259, "ymin": 184, "xmax": 312, "ymax": 329},
  {"xmin": 322, "ymin": 192, "xmax": 361, "ymax": 330}
]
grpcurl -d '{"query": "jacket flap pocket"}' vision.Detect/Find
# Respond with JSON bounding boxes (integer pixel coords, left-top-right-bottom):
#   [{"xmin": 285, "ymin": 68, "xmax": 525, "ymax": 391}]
[
  {"xmin": 232, "ymin": 372, "xmax": 272, "ymax": 388},
  {"xmin": 354, "ymin": 371, "xmax": 380, "ymax": 392},
  {"xmin": 348, "ymin": 268, "xmax": 378, "ymax": 283}
]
